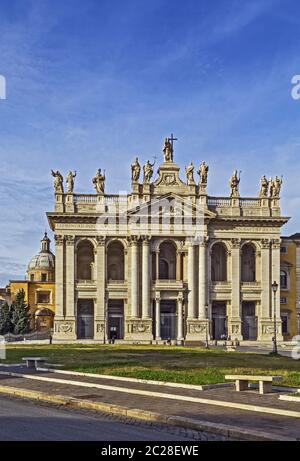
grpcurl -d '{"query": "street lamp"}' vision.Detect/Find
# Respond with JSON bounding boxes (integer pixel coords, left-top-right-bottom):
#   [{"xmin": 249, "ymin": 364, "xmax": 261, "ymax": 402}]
[
  {"xmin": 205, "ymin": 304, "xmax": 209, "ymax": 349},
  {"xmin": 271, "ymin": 281, "xmax": 278, "ymax": 354}
]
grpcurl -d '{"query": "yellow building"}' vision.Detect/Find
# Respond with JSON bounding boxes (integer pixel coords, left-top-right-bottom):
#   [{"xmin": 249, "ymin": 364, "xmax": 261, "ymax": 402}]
[
  {"xmin": 280, "ymin": 234, "xmax": 300, "ymax": 340},
  {"xmin": 9, "ymin": 233, "xmax": 56, "ymax": 331}
]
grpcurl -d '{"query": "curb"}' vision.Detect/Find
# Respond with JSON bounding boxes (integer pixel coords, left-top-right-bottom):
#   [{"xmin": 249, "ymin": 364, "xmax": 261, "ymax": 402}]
[
  {"xmin": 0, "ymin": 383, "xmax": 293, "ymax": 441},
  {"xmin": 37, "ymin": 367, "xmax": 233, "ymax": 391}
]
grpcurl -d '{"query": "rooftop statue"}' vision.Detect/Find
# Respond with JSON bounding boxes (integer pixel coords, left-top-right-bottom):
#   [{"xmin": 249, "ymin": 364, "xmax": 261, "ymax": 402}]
[
  {"xmin": 92, "ymin": 168, "xmax": 106, "ymax": 194},
  {"xmin": 259, "ymin": 175, "xmax": 269, "ymax": 198},
  {"xmin": 229, "ymin": 169, "xmax": 241, "ymax": 198},
  {"xmin": 185, "ymin": 162, "xmax": 195, "ymax": 185},
  {"xmin": 143, "ymin": 160, "xmax": 155, "ymax": 183},
  {"xmin": 131, "ymin": 157, "xmax": 141, "ymax": 182},
  {"xmin": 270, "ymin": 175, "xmax": 282, "ymax": 198},
  {"xmin": 51, "ymin": 170, "xmax": 64, "ymax": 194},
  {"xmin": 66, "ymin": 170, "xmax": 76, "ymax": 193},
  {"xmin": 163, "ymin": 138, "xmax": 173, "ymax": 162},
  {"xmin": 198, "ymin": 161, "xmax": 209, "ymax": 185}
]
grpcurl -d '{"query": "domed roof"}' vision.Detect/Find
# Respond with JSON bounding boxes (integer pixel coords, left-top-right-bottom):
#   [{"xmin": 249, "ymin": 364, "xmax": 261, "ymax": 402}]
[
  {"xmin": 27, "ymin": 232, "xmax": 55, "ymax": 271},
  {"xmin": 28, "ymin": 252, "xmax": 55, "ymax": 271}
]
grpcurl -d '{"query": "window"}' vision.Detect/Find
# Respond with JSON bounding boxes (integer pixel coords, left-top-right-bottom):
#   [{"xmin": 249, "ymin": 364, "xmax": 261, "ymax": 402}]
[
  {"xmin": 41, "ymin": 273, "xmax": 47, "ymax": 282},
  {"xmin": 280, "ymin": 270, "xmax": 288, "ymax": 289},
  {"xmin": 37, "ymin": 291, "xmax": 50, "ymax": 304},
  {"xmin": 30, "ymin": 274, "xmax": 34, "ymax": 281},
  {"xmin": 280, "ymin": 297, "xmax": 287, "ymax": 304},
  {"xmin": 281, "ymin": 314, "xmax": 288, "ymax": 335},
  {"xmin": 280, "ymin": 246, "xmax": 287, "ymax": 253}
]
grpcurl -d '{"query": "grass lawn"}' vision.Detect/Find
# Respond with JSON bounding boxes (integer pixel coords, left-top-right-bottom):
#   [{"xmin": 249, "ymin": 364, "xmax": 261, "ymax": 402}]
[{"xmin": 2, "ymin": 344, "xmax": 300, "ymax": 387}]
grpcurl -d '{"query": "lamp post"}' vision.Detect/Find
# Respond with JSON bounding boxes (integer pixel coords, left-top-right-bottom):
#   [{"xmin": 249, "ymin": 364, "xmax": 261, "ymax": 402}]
[
  {"xmin": 271, "ymin": 281, "xmax": 278, "ymax": 354},
  {"xmin": 205, "ymin": 304, "xmax": 209, "ymax": 349}
]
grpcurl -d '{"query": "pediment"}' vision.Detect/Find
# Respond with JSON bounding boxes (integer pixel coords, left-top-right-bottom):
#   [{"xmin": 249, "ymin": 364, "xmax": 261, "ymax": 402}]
[{"xmin": 126, "ymin": 193, "xmax": 216, "ymax": 220}]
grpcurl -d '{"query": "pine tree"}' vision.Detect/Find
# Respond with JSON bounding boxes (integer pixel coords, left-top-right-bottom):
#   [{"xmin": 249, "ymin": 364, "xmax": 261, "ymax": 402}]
[
  {"xmin": 11, "ymin": 289, "xmax": 31, "ymax": 335},
  {"xmin": 0, "ymin": 302, "xmax": 13, "ymax": 335}
]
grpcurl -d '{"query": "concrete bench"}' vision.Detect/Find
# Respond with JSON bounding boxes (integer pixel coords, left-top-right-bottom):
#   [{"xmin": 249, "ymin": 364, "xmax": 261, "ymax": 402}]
[
  {"xmin": 22, "ymin": 357, "xmax": 48, "ymax": 369},
  {"xmin": 225, "ymin": 374, "xmax": 283, "ymax": 394}
]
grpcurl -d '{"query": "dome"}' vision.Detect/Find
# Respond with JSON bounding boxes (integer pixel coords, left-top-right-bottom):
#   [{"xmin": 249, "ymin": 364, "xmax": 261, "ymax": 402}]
[
  {"xmin": 27, "ymin": 232, "xmax": 55, "ymax": 272},
  {"xmin": 28, "ymin": 252, "xmax": 55, "ymax": 271}
]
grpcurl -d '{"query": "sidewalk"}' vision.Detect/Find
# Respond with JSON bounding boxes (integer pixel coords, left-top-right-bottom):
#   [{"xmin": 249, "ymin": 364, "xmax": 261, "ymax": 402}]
[{"xmin": 0, "ymin": 365, "xmax": 299, "ymax": 440}]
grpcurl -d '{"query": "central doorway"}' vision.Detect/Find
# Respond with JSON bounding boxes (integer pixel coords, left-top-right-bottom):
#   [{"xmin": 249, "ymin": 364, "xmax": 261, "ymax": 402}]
[
  {"xmin": 212, "ymin": 302, "xmax": 227, "ymax": 340},
  {"xmin": 77, "ymin": 299, "xmax": 94, "ymax": 339},
  {"xmin": 160, "ymin": 300, "xmax": 177, "ymax": 340},
  {"xmin": 242, "ymin": 302, "xmax": 257, "ymax": 340},
  {"xmin": 108, "ymin": 300, "xmax": 124, "ymax": 340}
]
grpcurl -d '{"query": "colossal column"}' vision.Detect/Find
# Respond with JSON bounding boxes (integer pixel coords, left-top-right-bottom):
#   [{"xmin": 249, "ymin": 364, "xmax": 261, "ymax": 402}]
[
  {"xmin": 61, "ymin": 235, "xmax": 77, "ymax": 340},
  {"xmin": 198, "ymin": 239, "xmax": 207, "ymax": 319},
  {"xmin": 95, "ymin": 236, "xmax": 106, "ymax": 340},
  {"xmin": 261, "ymin": 239, "xmax": 271, "ymax": 318},
  {"xmin": 54, "ymin": 234, "xmax": 64, "ymax": 319},
  {"xmin": 142, "ymin": 236, "xmax": 151, "ymax": 319},
  {"xmin": 130, "ymin": 236, "xmax": 139, "ymax": 318},
  {"xmin": 230, "ymin": 238, "xmax": 243, "ymax": 340},
  {"xmin": 272, "ymin": 239, "xmax": 283, "ymax": 340},
  {"xmin": 187, "ymin": 242, "xmax": 196, "ymax": 318}
]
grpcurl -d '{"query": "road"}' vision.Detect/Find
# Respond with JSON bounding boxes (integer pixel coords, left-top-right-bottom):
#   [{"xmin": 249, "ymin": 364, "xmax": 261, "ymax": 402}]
[{"xmin": 0, "ymin": 396, "xmax": 190, "ymax": 441}]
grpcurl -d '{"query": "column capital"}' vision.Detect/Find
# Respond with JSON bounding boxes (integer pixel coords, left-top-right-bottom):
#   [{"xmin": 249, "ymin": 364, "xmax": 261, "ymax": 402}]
[
  {"xmin": 95, "ymin": 236, "xmax": 106, "ymax": 246},
  {"xmin": 128, "ymin": 235, "xmax": 140, "ymax": 245},
  {"xmin": 231, "ymin": 238, "xmax": 241, "ymax": 249},
  {"xmin": 261, "ymin": 238, "xmax": 270, "ymax": 249},
  {"xmin": 141, "ymin": 235, "xmax": 151, "ymax": 244},
  {"xmin": 65, "ymin": 235, "xmax": 75, "ymax": 246},
  {"xmin": 271, "ymin": 238, "xmax": 281, "ymax": 249},
  {"xmin": 54, "ymin": 234, "xmax": 65, "ymax": 246}
]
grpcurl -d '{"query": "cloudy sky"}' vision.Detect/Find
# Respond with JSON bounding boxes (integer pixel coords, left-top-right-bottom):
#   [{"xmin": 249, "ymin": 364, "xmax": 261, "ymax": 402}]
[{"xmin": 0, "ymin": 0, "xmax": 300, "ymax": 285}]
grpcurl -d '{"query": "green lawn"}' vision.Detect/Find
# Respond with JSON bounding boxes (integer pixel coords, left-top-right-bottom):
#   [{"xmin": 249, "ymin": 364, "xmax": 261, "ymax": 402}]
[{"xmin": 2, "ymin": 344, "xmax": 300, "ymax": 387}]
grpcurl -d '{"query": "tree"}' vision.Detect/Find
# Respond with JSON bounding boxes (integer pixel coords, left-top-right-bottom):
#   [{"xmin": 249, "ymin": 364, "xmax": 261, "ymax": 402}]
[
  {"xmin": 11, "ymin": 289, "xmax": 31, "ymax": 335},
  {"xmin": 0, "ymin": 302, "xmax": 13, "ymax": 335}
]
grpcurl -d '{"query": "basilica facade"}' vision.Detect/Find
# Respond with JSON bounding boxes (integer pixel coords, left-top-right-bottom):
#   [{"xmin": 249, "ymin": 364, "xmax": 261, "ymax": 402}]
[{"xmin": 47, "ymin": 138, "xmax": 289, "ymax": 343}]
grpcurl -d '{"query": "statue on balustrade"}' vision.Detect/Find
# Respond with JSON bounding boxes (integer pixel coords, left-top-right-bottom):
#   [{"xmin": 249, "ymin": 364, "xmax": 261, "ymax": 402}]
[
  {"xmin": 51, "ymin": 170, "xmax": 64, "ymax": 194},
  {"xmin": 185, "ymin": 162, "xmax": 195, "ymax": 185},
  {"xmin": 143, "ymin": 160, "xmax": 155, "ymax": 183},
  {"xmin": 270, "ymin": 176, "xmax": 283, "ymax": 198},
  {"xmin": 198, "ymin": 161, "xmax": 209, "ymax": 185},
  {"xmin": 131, "ymin": 157, "xmax": 141, "ymax": 182},
  {"xmin": 66, "ymin": 170, "xmax": 76, "ymax": 193},
  {"xmin": 229, "ymin": 169, "xmax": 241, "ymax": 198},
  {"xmin": 92, "ymin": 168, "xmax": 106, "ymax": 194},
  {"xmin": 163, "ymin": 138, "xmax": 173, "ymax": 162},
  {"xmin": 259, "ymin": 175, "xmax": 269, "ymax": 198}
]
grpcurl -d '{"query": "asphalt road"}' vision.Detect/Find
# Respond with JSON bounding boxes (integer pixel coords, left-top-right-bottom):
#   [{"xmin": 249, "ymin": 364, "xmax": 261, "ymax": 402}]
[{"xmin": 0, "ymin": 396, "xmax": 190, "ymax": 441}]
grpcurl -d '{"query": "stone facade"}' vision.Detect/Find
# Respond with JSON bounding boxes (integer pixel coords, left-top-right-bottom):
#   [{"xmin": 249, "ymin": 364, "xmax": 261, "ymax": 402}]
[{"xmin": 47, "ymin": 138, "xmax": 289, "ymax": 343}]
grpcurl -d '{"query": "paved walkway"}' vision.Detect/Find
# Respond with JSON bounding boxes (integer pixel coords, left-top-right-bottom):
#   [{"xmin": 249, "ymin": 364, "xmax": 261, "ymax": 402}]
[{"xmin": 0, "ymin": 365, "xmax": 299, "ymax": 440}]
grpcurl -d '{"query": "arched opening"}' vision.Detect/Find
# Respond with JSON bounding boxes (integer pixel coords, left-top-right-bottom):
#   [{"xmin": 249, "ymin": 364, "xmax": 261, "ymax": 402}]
[
  {"xmin": 77, "ymin": 240, "xmax": 94, "ymax": 281},
  {"xmin": 241, "ymin": 244, "xmax": 256, "ymax": 282},
  {"xmin": 107, "ymin": 241, "xmax": 125, "ymax": 281},
  {"xmin": 280, "ymin": 270, "xmax": 288, "ymax": 289},
  {"xmin": 34, "ymin": 308, "xmax": 54, "ymax": 332},
  {"xmin": 159, "ymin": 241, "xmax": 176, "ymax": 280},
  {"xmin": 211, "ymin": 243, "xmax": 227, "ymax": 281}
]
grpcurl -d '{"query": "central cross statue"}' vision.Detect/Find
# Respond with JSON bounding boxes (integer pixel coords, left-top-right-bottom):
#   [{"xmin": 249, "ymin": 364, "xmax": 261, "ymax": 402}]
[{"xmin": 163, "ymin": 133, "xmax": 178, "ymax": 162}]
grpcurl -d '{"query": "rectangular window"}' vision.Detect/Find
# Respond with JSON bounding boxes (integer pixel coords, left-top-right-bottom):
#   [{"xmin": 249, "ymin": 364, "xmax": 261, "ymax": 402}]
[
  {"xmin": 280, "ymin": 297, "xmax": 287, "ymax": 304},
  {"xmin": 37, "ymin": 291, "xmax": 50, "ymax": 304},
  {"xmin": 30, "ymin": 274, "xmax": 34, "ymax": 281},
  {"xmin": 280, "ymin": 246, "xmax": 287, "ymax": 253},
  {"xmin": 41, "ymin": 273, "xmax": 47, "ymax": 282},
  {"xmin": 281, "ymin": 314, "xmax": 288, "ymax": 335}
]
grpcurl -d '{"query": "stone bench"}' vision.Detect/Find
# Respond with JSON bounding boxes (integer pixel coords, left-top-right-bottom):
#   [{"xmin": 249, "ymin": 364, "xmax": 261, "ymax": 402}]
[
  {"xmin": 225, "ymin": 374, "xmax": 283, "ymax": 394},
  {"xmin": 22, "ymin": 357, "xmax": 48, "ymax": 369}
]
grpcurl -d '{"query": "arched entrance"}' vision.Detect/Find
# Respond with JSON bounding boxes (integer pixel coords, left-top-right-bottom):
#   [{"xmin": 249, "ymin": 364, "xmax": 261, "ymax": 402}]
[
  {"xmin": 34, "ymin": 308, "xmax": 54, "ymax": 331},
  {"xmin": 77, "ymin": 299, "xmax": 94, "ymax": 339}
]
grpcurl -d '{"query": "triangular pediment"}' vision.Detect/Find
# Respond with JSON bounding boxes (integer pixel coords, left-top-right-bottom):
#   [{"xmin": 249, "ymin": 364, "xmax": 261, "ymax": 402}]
[{"xmin": 126, "ymin": 193, "xmax": 216, "ymax": 220}]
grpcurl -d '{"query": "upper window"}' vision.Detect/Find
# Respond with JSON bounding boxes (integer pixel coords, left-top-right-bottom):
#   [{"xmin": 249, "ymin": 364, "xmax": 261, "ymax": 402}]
[
  {"xmin": 41, "ymin": 273, "xmax": 47, "ymax": 282},
  {"xmin": 280, "ymin": 270, "xmax": 288, "ymax": 289},
  {"xmin": 37, "ymin": 291, "xmax": 50, "ymax": 304},
  {"xmin": 280, "ymin": 246, "xmax": 287, "ymax": 254},
  {"xmin": 30, "ymin": 274, "xmax": 34, "ymax": 282}
]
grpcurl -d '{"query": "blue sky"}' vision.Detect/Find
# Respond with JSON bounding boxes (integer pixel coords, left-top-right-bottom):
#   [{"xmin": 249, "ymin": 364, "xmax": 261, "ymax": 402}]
[{"xmin": 0, "ymin": 0, "xmax": 300, "ymax": 285}]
